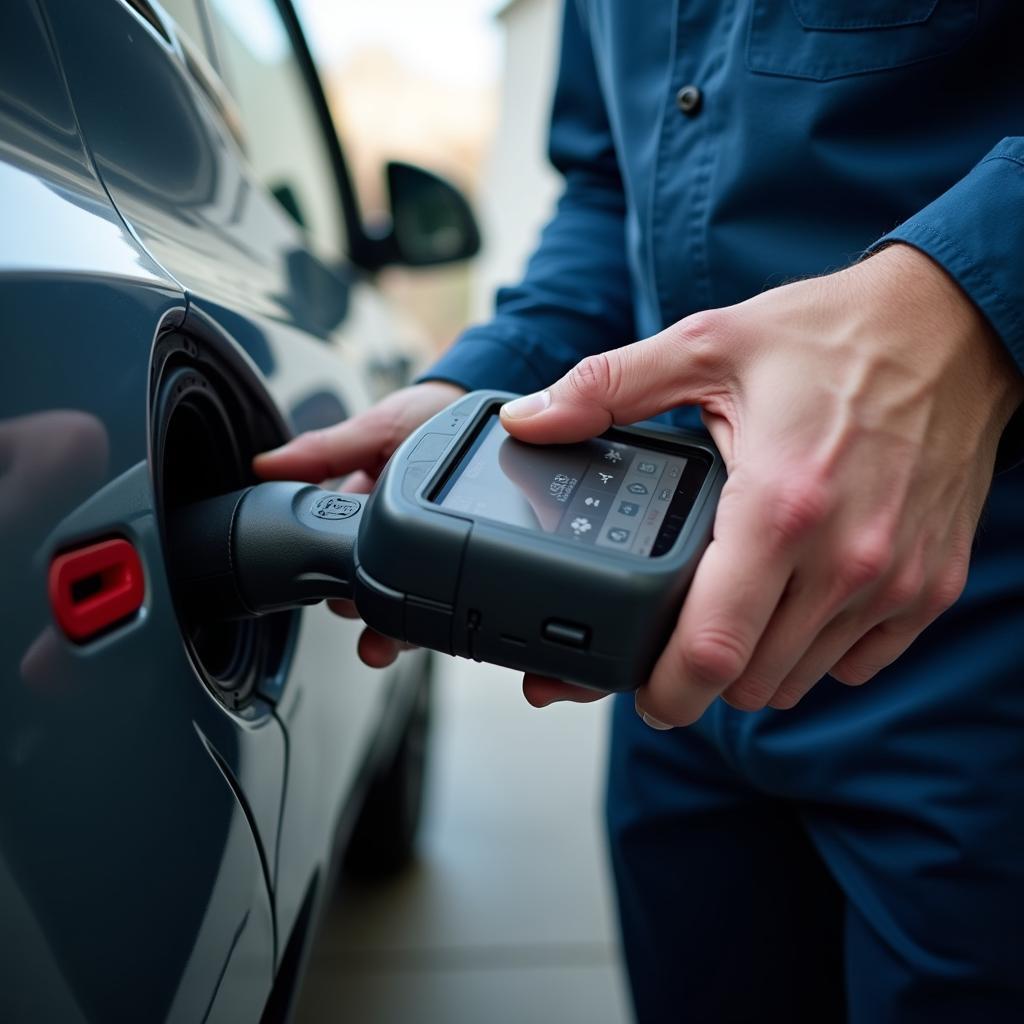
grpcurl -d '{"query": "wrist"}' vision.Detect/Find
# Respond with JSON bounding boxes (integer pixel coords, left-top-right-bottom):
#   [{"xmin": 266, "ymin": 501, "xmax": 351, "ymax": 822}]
[
  {"xmin": 415, "ymin": 380, "xmax": 467, "ymax": 400},
  {"xmin": 856, "ymin": 243, "xmax": 1024, "ymax": 431}
]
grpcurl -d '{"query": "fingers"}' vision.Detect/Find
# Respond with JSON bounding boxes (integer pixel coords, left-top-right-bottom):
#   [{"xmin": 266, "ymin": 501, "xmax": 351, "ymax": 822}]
[
  {"xmin": 770, "ymin": 532, "xmax": 970, "ymax": 708},
  {"xmin": 500, "ymin": 310, "xmax": 734, "ymax": 444},
  {"xmin": 338, "ymin": 470, "xmax": 377, "ymax": 494},
  {"xmin": 522, "ymin": 674, "xmax": 607, "ymax": 708},
  {"xmin": 327, "ymin": 599, "xmax": 360, "ymax": 619},
  {"xmin": 766, "ymin": 611, "xmax": 873, "ymax": 710},
  {"xmin": 720, "ymin": 523, "xmax": 906, "ymax": 711},
  {"xmin": 827, "ymin": 563, "xmax": 965, "ymax": 686},
  {"xmin": 828, "ymin": 619, "xmax": 924, "ymax": 688},
  {"xmin": 253, "ymin": 417, "xmax": 389, "ymax": 483},
  {"xmin": 357, "ymin": 628, "xmax": 407, "ymax": 668},
  {"xmin": 720, "ymin": 574, "xmax": 842, "ymax": 712},
  {"xmin": 327, "ymin": 601, "xmax": 412, "ymax": 667},
  {"xmin": 254, "ymin": 380, "xmax": 466, "ymax": 483},
  {"xmin": 637, "ymin": 479, "xmax": 799, "ymax": 726}
]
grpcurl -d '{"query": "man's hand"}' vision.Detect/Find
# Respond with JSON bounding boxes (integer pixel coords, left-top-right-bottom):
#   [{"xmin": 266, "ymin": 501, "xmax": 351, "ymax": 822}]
[
  {"xmin": 254, "ymin": 380, "xmax": 465, "ymax": 667},
  {"xmin": 502, "ymin": 244, "xmax": 1024, "ymax": 726}
]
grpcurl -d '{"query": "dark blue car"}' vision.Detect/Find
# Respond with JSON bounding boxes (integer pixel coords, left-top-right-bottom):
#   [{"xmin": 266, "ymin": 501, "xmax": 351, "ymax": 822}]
[{"xmin": 0, "ymin": 1, "xmax": 479, "ymax": 1020}]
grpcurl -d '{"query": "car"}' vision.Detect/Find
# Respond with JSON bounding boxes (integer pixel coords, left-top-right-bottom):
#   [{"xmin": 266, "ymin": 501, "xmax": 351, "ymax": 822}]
[{"xmin": 0, "ymin": 1, "xmax": 480, "ymax": 1020}]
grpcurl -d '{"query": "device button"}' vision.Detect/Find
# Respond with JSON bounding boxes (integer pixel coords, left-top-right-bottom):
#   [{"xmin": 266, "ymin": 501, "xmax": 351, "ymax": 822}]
[
  {"xmin": 408, "ymin": 432, "xmax": 452, "ymax": 463},
  {"xmin": 542, "ymin": 619, "xmax": 590, "ymax": 650},
  {"xmin": 402, "ymin": 463, "xmax": 428, "ymax": 500},
  {"xmin": 450, "ymin": 396, "xmax": 482, "ymax": 417}
]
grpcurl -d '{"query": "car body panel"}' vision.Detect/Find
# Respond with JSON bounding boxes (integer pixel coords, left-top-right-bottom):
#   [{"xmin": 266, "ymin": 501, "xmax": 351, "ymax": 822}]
[
  {"xmin": 1, "ymin": 6, "xmax": 287, "ymax": 1015},
  {"xmin": 0, "ymin": 1, "xmax": 172, "ymax": 285},
  {"xmin": 3, "ymin": 0, "xmax": 432, "ymax": 1018},
  {"xmin": 37, "ymin": 0, "xmax": 415, "ymax": 948}
]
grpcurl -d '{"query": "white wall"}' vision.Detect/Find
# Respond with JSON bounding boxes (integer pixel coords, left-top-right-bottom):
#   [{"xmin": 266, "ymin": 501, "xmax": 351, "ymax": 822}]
[{"xmin": 471, "ymin": 0, "xmax": 562, "ymax": 322}]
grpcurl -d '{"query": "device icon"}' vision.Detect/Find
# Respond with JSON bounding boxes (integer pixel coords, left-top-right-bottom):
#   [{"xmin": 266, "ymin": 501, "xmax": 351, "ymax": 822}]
[
  {"xmin": 619, "ymin": 501, "xmax": 640, "ymax": 516},
  {"xmin": 603, "ymin": 449, "xmax": 623, "ymax": 463},
  {"xmin": 627, "ymin": 482, "xmax": 649, "ymax": 495},
  {"xmin": 548, "ymin": 472, "xmax": 576, "ymax": 503},
  {"xmin": 659, "ymin": 489, "xmax": 672, "ymax": 501},
  {"xmin": 570, "ymin": 516, "xmax": 592, "ymax": 535},
  {"xmin": 637, "ymin": 461, "xmax": 657, "ymax": 474},
  {"xmin": 584, "ymin": 496, "xmax": 601, "ymax": 508},
  {"xmin": 598, "ymin": 472, "xmax": 614, "ymax": 485},
  {"xmin": 607, "ymin": 528, "xmax": 631, "ymax": 543}
]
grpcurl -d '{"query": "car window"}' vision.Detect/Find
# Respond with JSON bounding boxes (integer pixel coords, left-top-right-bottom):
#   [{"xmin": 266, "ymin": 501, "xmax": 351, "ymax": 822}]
[
  {"xmin": 202, "ymin": 0, "xmax": 347, "ymax": 260},
  {"xmin": 159, "ymin": 0, "xmax": 212, "ymax": 57}
]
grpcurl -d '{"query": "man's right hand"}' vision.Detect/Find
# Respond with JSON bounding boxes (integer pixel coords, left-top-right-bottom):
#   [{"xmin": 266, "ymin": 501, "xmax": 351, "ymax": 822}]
[{"xmin": 253, "ymin": 379, "xmax": 465, "ymax": 667}]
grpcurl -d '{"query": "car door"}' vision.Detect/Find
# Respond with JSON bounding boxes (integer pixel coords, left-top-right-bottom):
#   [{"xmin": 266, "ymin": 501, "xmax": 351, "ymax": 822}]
[
  {"xmin": 0, "ymin": 2, "xmax": 280, "ymax": 1021},
  {"xmin": 36, "ymin": 0, "xmax": 421, "ymax": 956}
]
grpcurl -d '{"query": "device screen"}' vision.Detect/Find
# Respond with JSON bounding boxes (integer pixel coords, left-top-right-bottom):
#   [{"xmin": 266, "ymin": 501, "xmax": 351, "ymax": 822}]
[{"xmin": 432, "ymin": 413, "xmax": 709, "ymax": 557}]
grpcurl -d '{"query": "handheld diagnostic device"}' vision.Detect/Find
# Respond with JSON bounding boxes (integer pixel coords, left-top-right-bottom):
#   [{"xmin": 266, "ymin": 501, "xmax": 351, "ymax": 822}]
[{"xmin": 170, "ymin": 391, "xmax": 725, "ymax": 692}]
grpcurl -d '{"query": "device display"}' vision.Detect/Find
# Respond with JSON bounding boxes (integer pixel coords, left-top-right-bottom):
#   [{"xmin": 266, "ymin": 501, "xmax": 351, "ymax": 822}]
[{"xmin": 432, "ymin": 413, "xmax": 708, "ymax": 557}]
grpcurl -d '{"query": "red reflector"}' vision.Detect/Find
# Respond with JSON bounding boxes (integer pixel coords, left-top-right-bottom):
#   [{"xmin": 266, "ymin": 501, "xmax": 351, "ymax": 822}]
[{"xmin": 48, "ymin": 538, "xmax": 145, "ymax": 642}]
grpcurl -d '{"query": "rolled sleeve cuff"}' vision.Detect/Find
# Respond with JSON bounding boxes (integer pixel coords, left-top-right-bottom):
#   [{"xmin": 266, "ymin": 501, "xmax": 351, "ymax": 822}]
[
  {"xmin": 870, "ymin": 139, "xmax": 1024, "ymax": 469},
  {"xmin": 870, "ymin": 139, "xmax": 1024, "ymax": 376}
]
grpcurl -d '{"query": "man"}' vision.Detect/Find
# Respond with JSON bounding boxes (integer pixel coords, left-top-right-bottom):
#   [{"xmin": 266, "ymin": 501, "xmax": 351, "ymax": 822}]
[{"xmin": 257, "ymin": 2, "xmax": 1024, "ymax": 1020}]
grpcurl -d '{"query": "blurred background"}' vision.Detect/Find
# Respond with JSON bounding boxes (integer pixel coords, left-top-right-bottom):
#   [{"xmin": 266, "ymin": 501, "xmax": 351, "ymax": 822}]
[
  {"xmin": 294, "ymin": 0, "xmax": 560, "ymax": 359},
  {"xmin": 285, "ymin": 1, "xmax": 631, "ymax": 1020}
]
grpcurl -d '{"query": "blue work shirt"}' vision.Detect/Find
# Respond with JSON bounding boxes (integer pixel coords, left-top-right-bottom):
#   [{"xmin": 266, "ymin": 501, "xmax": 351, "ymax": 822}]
[
  {"xmin": 428, "ymin": 0, "xmax": 1024, "ymax": 405},
  {"xmin": 425, "ymin": 6, "xmax": 1024, "ymax": 1018}
]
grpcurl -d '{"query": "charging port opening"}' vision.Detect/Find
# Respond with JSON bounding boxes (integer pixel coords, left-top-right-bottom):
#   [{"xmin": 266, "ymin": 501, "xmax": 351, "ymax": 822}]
[{"xmin": 151, "ymin": 330, "xmax": 296, "ymax": 709}]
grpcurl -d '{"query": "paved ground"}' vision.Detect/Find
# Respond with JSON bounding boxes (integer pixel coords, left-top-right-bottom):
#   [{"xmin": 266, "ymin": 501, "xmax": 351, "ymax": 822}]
[{"xmin": 294, "ymin": 657, "xmax": 633, "ymax": 1024}]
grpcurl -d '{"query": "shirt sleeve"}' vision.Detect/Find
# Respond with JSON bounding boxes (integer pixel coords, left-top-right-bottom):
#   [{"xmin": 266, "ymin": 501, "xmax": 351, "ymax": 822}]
[
  {"xmin": 420, "ymin": 0, "xmax": 634, "ymax": 395},
  {"xmin": 871, "ymin": 137, "xmax": 1024, "ymax": 376},
  {"xmin": 870, "ymin": 137, "xmax": 1024, "ymax": 467}
]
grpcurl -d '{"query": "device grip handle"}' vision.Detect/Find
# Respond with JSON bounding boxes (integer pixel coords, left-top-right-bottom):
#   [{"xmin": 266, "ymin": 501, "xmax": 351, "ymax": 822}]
[{"xmin": 169, "ymin": 481, "xmax": 363, "ymax": 618}]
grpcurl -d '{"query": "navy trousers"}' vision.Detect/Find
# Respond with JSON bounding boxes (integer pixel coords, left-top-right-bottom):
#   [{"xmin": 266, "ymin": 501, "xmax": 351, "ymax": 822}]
[{"xmin": 606, "ymin": 470, "xmax": 1024, "ymax": 1023}]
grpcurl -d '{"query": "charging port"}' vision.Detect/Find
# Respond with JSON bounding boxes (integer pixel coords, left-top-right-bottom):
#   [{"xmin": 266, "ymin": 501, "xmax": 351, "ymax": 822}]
[{"xmin": 151, "ymin": 330, "xmax": 296, "ymax": 709}]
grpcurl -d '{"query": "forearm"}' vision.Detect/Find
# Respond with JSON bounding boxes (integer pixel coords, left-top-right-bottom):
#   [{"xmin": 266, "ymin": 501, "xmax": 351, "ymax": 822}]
[{"xmin": 424, "ymin": 173, "xmax": 634, "ymax": 393}]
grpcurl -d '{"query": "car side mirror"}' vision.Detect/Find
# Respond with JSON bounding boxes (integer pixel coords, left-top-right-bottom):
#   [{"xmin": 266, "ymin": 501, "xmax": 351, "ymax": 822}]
[
  {"xmin": 366, "ymin": 161, "xmax": 481, "ymax": 269},
  {"xmin": 271, "ymin": 182, "xmax": 306, "ymax": 230}
]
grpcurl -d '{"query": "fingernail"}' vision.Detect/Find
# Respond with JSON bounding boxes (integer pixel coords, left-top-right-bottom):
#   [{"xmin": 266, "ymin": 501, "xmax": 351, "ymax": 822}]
[
  {"xmin": 634, "ymin": 693, "xmax": 673, "ymax": 731},
  {"xmin": 502, "ymin": 390, "xmax": 550, "ymax": 419}
]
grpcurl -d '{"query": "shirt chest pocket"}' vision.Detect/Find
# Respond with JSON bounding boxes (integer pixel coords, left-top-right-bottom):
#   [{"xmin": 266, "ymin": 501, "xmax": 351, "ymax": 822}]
[{"xmin": 746, "ymin": 0, "xmax": 978, "ymax": 80}]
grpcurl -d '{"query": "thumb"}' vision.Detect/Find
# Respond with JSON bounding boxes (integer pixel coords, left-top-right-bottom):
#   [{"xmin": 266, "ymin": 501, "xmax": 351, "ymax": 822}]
[{"xmin": 499, "ymin": 312, "xmax": 729, "ymax": 444}]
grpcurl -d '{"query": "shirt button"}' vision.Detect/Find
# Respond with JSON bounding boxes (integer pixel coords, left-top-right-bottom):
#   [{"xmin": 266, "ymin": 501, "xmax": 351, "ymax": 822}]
[{"xmin": 676, "ymin": 84, "xmax": 702, "ymax": 116}]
